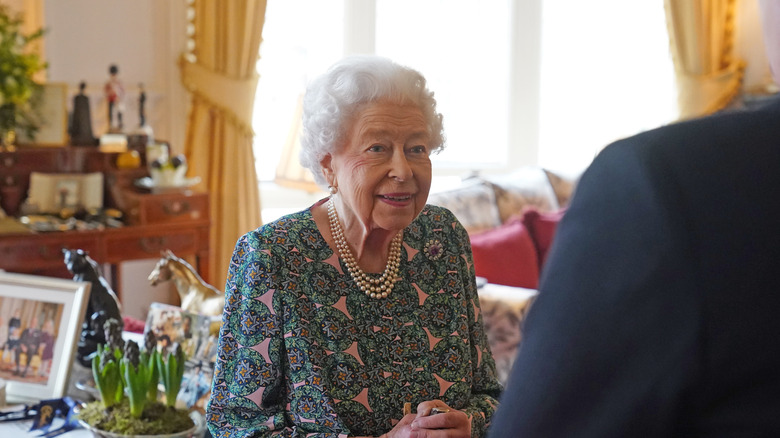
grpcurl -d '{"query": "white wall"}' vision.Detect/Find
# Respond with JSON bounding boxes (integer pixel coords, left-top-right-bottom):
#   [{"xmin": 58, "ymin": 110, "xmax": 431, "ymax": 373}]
[
  {"xmin": 39, "ymin": 0, "xmax": 192, "ymax": 319},
  {"xmin": 42, "ymin": 0, "xmax": 190, "ymax": 151}
]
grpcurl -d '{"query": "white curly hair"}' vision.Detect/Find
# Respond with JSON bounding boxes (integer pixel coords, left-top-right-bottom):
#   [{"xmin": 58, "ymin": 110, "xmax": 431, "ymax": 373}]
[{"xmin": 299, "ymin": 55, "xmax": 446, "ymax": 188}]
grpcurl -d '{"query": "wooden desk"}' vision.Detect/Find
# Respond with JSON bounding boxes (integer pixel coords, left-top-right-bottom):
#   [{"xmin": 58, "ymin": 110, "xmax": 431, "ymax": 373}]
[
  {"xmin": 0, "ymin": 146, "xmax": 210, "ymax": 299},
  {"xmin": 0, "ymin": 213, "xmax": 210, "ymax": 300}
]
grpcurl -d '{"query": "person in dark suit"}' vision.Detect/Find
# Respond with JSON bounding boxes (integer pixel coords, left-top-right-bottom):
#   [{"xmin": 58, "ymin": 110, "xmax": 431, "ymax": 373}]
[{"xmin": 488, "ymin": 3, "xmax": 780, "ymax": 436}]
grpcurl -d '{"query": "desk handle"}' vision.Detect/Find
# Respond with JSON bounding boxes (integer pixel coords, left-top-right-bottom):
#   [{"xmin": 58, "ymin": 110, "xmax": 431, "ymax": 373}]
[
  {"xmin": 2, "ymin": 155, "xmax": 15, "ymax": 168},
  {"xmin": 163, "ymin": 201, "xmax": 190, "ymax": 216},
  {"xmin": 139, "ymin": 236, "xmax": 167, "ymax": 253}
]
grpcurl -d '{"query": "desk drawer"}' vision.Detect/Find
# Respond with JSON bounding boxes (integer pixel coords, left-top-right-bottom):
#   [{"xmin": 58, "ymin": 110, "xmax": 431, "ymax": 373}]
[
  {"xmin": 123, "ymin": 191, "xmax": 209, "ymax": 225},
  {"xmin": 104, "ymin": 228, "xmax": 201, "ymax": 261},
  {"xmin": 0, "ymin": 234, "xmax": 102, "ymax": 271}
]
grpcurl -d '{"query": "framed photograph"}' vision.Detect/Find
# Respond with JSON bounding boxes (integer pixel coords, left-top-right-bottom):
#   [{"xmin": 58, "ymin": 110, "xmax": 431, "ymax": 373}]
[
  {"xmin": 0, "ymin": 271, "xmax": 91, "ymax": 402},
  {"xmin": 17, "ymin": 82, "xmax": 69, "ymax": 147},
  {"xmin": 26, "ymin": 172, "xmax": 104, "ymax": 213},
  {"xmin": 144, "ymin": 303, "xmax": 220, "ymax": 365},
  {"xmin": 144, "ymin": 302, "xmax": 220, "ymax": 412}
]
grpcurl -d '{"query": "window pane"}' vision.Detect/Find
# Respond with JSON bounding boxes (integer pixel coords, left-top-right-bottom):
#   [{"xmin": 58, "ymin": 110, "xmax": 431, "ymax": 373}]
[
  {"xmin": 253, "ymin": 0, "xmax": 344, "ymax": 181},
  {"xmin": 538, "ymin": 0, "xmax": 677, "ymax": 173},
  {"xmin": 375, "ymin": 0, "xmax": 512, "ymax": 169}
]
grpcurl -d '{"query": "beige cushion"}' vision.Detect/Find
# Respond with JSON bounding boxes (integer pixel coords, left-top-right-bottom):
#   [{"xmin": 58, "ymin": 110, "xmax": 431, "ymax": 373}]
[
  {"xmin": 427, "ymin": 178, "xmax": 502, "ymax": 234},
  {"xmin": 543, "ymin": 168, "xmax": 581, "ymax": 208},
  {"xmin": 484, "ymin": 166, "xmax": 560, "ymax": 223}
]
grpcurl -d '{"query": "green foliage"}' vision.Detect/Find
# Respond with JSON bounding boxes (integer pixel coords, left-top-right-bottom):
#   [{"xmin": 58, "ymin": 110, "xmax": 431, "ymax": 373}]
[
  {"xmin": 121, "ymin": 355, "xmax": 151, "ymax": 418},
  {"xmin": 142, "ymin": 349, "xmax": 161, "ymax": 403},
  {"xmin": 82, "ymin": 319, "xmax": 192, "ymax": 434},
  {"xmin": 91, "ymin": 347, "xmax": 121, "ymax": 409},
  {"xmin": 157, "ymin": 343, "xmax": 186, "ymax": 408},
  {"xmin": 0, "ymin": 5, "xmax": 47, "ymax": 137}
]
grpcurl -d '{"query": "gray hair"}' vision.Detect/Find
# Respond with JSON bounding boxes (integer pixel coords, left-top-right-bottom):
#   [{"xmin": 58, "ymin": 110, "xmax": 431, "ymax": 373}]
[{"xmin": 299, "ymin": 55, "xmax": 445, "ymax": 187}]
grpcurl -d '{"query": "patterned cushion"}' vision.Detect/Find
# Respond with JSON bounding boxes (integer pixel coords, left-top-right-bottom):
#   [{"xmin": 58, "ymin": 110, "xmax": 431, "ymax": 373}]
[
  {"xmin": 427, "ymin": 178, "xmax": 502, "ymax": 234},
  {"xmin": 484, "ymin": 166, "xmax": 560, "ymax": 223},
  {"xmin": 543, "ymin": 168, "xmax": 581, "ymax": 208},
  {"xmin": 479, "ymin": 287, "xmax": 537, "ymax": 386}
]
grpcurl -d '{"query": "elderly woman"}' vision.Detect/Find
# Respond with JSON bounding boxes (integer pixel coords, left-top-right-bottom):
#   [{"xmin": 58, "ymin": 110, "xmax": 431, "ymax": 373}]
[{"xmin": 207, "ymin": 55, "xmax": 500, "ymax": 438}]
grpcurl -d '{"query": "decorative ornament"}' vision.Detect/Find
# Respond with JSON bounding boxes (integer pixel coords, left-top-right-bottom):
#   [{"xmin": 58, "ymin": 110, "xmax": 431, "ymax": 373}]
[
  {"xmin": 424, "ymin": 239, "xmax": 444, "ymax": 260},
  {"xmin": 327, "ymin": 198, "xmax": 401, "ymax": 299},
  {"xmin": 328, "ymin": 185, "xmax": 338, "ymax": 195}
]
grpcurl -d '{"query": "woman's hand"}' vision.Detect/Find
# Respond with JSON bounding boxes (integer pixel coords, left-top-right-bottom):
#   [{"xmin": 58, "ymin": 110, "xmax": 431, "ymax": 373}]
[
  {"xmin": 395, "ymin": 400, "xmax": 471, "ymax": 438},
  {"xmin": 381, "ymin": 413, "xmax": 416, "ymax": 438}
]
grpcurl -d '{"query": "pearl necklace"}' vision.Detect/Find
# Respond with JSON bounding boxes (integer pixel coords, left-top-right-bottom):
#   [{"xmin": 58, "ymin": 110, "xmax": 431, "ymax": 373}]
[{"xmin": 327, "ymin": 198, "xmax": 402, "ymax": 299}]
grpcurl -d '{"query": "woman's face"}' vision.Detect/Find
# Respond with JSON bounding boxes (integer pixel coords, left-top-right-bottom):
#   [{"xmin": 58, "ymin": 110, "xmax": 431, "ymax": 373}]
[{"xmin": 323, "ymin": 100, "xmax": 433, "ymax": 234}]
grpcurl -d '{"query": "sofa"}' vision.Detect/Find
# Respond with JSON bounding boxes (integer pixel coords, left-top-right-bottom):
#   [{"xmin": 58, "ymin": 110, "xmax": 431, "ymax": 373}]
[{"xmin": 427, "ymin": 165, "xmax": 580, "ymax": 384}]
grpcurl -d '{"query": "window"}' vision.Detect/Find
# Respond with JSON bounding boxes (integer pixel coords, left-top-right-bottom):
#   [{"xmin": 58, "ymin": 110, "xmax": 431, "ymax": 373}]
[
  {"xmin": 253, "ymin": 0, "xmax": 677, "ymax": 220},
  {"xmin": 253, "ymin": 0, "xmax": 344, "ymax": 183},
  {"xmin": 538, "ymin": 1, "xmax": 677, "ymax": 174},
  {"xmin": 375, "ymin": 0, "xmax": 512, "ymax": 170}
]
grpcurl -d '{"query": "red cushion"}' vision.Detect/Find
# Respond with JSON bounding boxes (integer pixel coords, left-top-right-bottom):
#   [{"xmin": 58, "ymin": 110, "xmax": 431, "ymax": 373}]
[
  {"xmin": 521, "ymin": 208, "xmax": 566, "ymax": 267},
  {"xmin": 469, "ymin": 218, "xmax": 539, "ymax": 289},
  {"xmin": 122, "ymin": 315, "xmax": 146, "ymax": 334}
]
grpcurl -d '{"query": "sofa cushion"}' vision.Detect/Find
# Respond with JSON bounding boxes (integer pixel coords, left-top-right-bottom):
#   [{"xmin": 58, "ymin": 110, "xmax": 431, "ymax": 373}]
[
  {"xmin": 469, "ymin": 218, "xmax": 539, "ymax": 289},
  {"xmin": 521, "ymin": 207, "xmax": 566, "ymax": 267},
  {"xmin": 483, "ymin": 166, "xmax": 560, "ymax": 223},
  {"xmin": 543, "ymin": 168, "xmax": 581, "ymax": 208},
  {"xmin": 479, "ymin": 285, "xmax": 537, "ymax": 386},
  {"xmin": 427, "ymin": 178, "xmax": 502, "ymax": 234}
]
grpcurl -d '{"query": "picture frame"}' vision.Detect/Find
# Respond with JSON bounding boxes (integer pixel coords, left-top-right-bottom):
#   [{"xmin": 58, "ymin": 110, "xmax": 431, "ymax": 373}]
[
  {"xmin": 0, "ymin": 271, "xmax": 91, "ymax": 402},
  {"xmin": 17, "ymin": 82, "xmax": 69, "ymax": 147},
  {"xmin": 26, "ymin": 172, "xmax": 104, "ymax": 213},
  {"xmin": 143, "ymin": 302, "xmax": 220, "ymax": 412}
]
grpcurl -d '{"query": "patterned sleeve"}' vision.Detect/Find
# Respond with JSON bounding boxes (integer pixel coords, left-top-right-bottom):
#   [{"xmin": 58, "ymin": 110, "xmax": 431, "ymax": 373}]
[
  {"xmin": 452, "ymin": 216, "xmax": 503, "ymax": 437},
  {"xmin": 206, "ymin": 230, "xmax": 293, "ymax": 438}
]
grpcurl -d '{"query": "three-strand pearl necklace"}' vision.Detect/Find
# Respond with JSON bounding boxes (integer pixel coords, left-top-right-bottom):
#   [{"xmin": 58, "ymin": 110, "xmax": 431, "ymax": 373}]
[{"xmin": 327, "ymin": 198, "xmax": 402, "ymax": 299}]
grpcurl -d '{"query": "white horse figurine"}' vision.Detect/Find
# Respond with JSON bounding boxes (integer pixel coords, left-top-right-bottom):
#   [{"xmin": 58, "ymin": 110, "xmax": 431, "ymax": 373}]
[{"xmin": 148, "ymin": 250, "xmax": 224, "ymax": 317}]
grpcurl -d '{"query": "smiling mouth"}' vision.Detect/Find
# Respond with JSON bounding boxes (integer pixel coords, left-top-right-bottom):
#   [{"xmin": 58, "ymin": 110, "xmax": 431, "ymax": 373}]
[{"xmin": 380, "ymin": 194, "xmax": 412, "ymax": 202}]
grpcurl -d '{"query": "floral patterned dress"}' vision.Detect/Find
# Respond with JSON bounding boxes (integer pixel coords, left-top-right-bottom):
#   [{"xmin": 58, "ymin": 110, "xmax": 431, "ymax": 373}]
[{"xmin": 207, "ymin": 202, "xmax": 501, "ymax": 438}]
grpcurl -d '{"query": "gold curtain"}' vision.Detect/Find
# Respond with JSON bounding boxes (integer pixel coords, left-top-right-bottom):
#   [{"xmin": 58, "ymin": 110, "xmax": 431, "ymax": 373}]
[
  {"xmin": 664, "ymin": 0, "xmax": 745, "ymax": 119},
  {"xmin": 21, "ymin": 0, "xmax": 46, "ymax": 82},
  {"xmin": 179, "ymin": 0, "xmax": 267, "ymax": 289}
]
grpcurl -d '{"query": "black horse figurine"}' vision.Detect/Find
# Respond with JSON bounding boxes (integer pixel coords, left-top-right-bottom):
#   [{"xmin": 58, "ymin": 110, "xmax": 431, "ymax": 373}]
[{"xmin": 63, "ymin": 248, "xmax": 123, "ymax": 367}]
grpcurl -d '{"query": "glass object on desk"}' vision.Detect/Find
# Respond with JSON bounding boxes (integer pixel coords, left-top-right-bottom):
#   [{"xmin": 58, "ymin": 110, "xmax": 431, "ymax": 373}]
[{"xmin": 146, "ymin": 141, "xmax": 169, "ymax": 173}]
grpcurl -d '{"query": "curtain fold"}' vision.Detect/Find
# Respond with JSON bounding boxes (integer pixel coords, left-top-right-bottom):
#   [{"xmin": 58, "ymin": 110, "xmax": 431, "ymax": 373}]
[
  {"xmin": 180, "ymin": 0, "xmax": 267, "ymax": 289},
  {"xmin": 665, "ymin": 0, "xmax": 745, "ymax": 119},
  {"xmin": 22, "ymin": 0, "xmax": 46, "ymax": 82}
]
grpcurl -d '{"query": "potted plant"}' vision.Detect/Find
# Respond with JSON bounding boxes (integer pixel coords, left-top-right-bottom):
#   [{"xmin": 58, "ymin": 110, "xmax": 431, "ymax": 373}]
[
  {"xmin": 0, "ymin": 4, "xmax": 47, "ymax": 147},
  {"xmin": 77, "ymin": 319, "xmax": 204, "ymax": 437}
]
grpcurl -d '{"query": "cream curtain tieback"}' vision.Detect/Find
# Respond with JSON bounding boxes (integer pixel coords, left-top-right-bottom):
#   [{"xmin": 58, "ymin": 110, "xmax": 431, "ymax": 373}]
[{"xmin": 179, "ymin": 56, "xmax": 258, "ymax": 134}]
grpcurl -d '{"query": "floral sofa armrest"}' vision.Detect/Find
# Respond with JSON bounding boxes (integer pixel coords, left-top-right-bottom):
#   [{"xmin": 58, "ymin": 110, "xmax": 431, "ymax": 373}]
[{"xmin": 478, "ymin": 284, "xmax": 537, "ymax": 386}]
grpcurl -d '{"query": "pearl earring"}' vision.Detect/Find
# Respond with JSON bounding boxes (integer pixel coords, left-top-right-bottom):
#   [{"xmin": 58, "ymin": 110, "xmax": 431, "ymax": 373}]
[{"xmin": 328, "ymin": 185, "xmax": 338, "ymax": 195}]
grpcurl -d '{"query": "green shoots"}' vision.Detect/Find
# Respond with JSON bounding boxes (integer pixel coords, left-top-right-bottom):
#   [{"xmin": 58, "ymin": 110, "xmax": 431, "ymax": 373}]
[
  {"xmin": 121, "ymin": 340, "xmax": 150, "ymax": 418},
  {"xmin": 141, "ymin": 331, "xmax": 160, "ymax": 403},
  {"xmin": 92, "ymin": 345, "xmax": 121, "ymax": 409},
  {"xmin": 157, "ymin": 343, "xmax": 186, "ymax": 407},
  {"xmin": 89, "ymin": 318, "xmax": 188, "ymax": 413}
]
